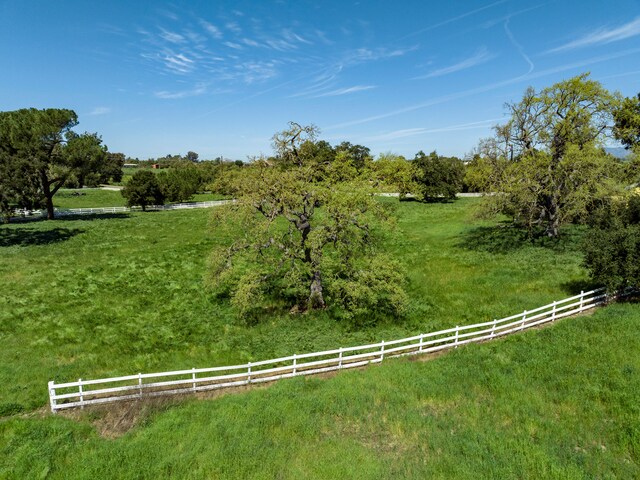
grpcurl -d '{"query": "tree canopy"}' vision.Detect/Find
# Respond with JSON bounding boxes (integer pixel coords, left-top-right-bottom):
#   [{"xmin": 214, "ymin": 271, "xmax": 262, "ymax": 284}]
[
  {"xmin": 584, "ymin": 194, "xmax": 640, "ymax": 293},
  {"xmin": 121, "ymin": 170, "xmax": 164, "ymax": 211},
  {"xmin": 412, "ymin": 151, "xmax": 464, "ymax": 201},
  {"xmin": 208, "ymin": 122, "xmax": 407, "ymax": 319},
  {"xmin": 466, "ymin": 73, "xmax": 623, "ymax": 237},
  {"xmin": 612, "ymin": 93, "xmax": 640, "ymax": 150},
  {"xmin": 0, "ymin": 108, "xmax": 109, "ymax": 220}
]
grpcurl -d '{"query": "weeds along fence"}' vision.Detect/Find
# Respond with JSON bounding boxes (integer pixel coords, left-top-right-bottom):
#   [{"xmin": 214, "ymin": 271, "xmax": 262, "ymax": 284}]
[
  {"xmin": 49, "ymin": 287, "xmax": 622, "ymax": 412},
  {"xmin": 15, "ymin": 200, "xmax": 232, "ymax": 220}
]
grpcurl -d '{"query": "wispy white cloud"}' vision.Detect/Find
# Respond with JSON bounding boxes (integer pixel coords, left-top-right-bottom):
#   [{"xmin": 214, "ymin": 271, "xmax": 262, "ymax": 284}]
[
  {"xmin": 226, "ymin": 21, "xmax": 242, "ymax": 34},
  {"xmin": 345, "ymin": 45, "xmax": 418, "ymax": 64},
  {"xmin": 362, "ymin": 119, "xmax": 506, "ymax": 142},
  {"xmin": 242, "ymin": 38, "xmax": 260, "ymax": 47},
  {"xmin": 154, "ymin": 83, "xmax": 207, "ymax": 99},
  {"xmin": 546, "ymin": 16, "xmax": 640, "ymax": 54},
  {"xmin": 200, "ymin": 20, "xmax": 223, "ymax": 39},
  {"xmin": 282, "ymin": 29, "xmax": 312, "ymax": 45},
  {"xmin": 598, "ymin": 69, "xmax": 640, "ymax": 81},
  {"xmin": 156, "ymin": 52, "xmax": 195, "ymax": 74},
  {"xmin": 159, "ymin": 28, "xmax": 185, "ymax": 44},
  {"xmin": 326, "ymin": 48, "xmax": 640, "ymax": 130},
  {"xmin": 503, "ymin": 17, "xmax": 534, "ymax": 75},
  {"xmin": 398, "ymin": 0, "xmax": 507, "ymax": 41},
  {"xmin": 224, "ymin": 41, "xmax": 244, "ymax": 50},
  {"xmin": 415, "ymin": 47, "xmax": 494, "ymax": 79},
  {"xmin": 89, "ymin": 106, "xmax": 111, "ymax": 116},
  {"xmin": 314, "ymin": 85, "xmax": 376, "ymax": 97},
  {"xmin": 480, "ymin": 4, "xmax": 545, "ymax": 29}
]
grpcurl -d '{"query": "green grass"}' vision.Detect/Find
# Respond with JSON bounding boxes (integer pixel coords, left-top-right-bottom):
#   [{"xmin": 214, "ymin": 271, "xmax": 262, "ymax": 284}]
[
  {"xmin": 1, "ymin": 198, "xmax": 636, "ymax": 477},
  {"xmin": 1, "ymin": 199, "xmax": 591, "ymax": 409},
  {"xmin": 1, "ymin": 303, "xmax": 638, "ymax": 478},
  {"xmin": 53, "ymin": 189, "xmax": 227, "ymax": 209},
  {"xmin": 54, "ymin": 189, "xmax": 127, "ymax": 209}
]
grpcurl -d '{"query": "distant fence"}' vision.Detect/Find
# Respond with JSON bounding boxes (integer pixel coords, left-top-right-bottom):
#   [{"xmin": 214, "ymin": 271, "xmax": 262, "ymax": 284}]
[
  {"xmin": 49, "ymin": 287, "xmax": 623, "ymax": 412},
  {"xmin": 14, "ymin": 200, "xmax": 232, "ymax": 220}
]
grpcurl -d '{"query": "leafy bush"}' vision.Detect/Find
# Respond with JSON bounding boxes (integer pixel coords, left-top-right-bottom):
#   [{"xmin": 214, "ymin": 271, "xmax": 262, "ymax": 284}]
[
  {"xmin": 584, "ymin": 194, "xmax": 640, "ymax": 292},
  {"xmin": 121, "ymin": 170, "xmax": 164, "ymax": 211}
]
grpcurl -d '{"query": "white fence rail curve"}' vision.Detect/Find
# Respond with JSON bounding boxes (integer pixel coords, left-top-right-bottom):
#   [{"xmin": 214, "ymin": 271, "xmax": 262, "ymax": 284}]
[
  {"xmin": 48, "ymin": 287, "xmax": 627, "ymax": 412},
  {"xmin": 15, "ymin": 200, "xmax": 232, "ymax": 220}
]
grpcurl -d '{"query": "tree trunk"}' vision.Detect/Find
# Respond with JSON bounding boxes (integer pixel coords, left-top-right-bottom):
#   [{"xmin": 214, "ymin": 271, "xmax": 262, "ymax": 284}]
[
  {"xmin": 308, "ymin": 269, "xmax": 325, "ymax": 309},
  {"xmin": 544, "ymin": 197, "xmax": 560, "ymax": 238},
  {"xmin": 40, "ymin": 170, "xmax": 55, "ymax": 220},
  {"xmin": 45, "ymin": 195, "xmax": 55, "ymax": 220}
]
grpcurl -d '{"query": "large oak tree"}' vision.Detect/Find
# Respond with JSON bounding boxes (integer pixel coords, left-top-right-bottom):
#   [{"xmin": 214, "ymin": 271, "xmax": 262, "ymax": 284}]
[
  {"xmin": 208, "ymin": 123, "xmax": 407, "ymax": 318},
  {"xmin": 467, "ymin": 74, "xmax": 622, "ymax": 237}
]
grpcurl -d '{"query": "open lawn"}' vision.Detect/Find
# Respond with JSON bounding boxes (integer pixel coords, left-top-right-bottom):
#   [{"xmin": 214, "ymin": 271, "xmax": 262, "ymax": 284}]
[
  {"xmin": 53, "ymin": 189, "xmax": 227, "ymax": 209},
  {"xmin": 1, "ymin": 198, "xmax": 637, "ymax": 478}
]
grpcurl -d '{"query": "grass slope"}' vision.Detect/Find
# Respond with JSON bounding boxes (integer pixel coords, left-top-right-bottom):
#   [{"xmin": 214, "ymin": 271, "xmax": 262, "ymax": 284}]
[
  {"xmin": 1, "ymin": 303, "xmax": 638, "ymax": 478},
  {"xmin": 1, "ymin": 199, "xmax": 590, "ymax": 411},
  {"xmin": 3, "ymin": 198, "xmax": 636, "ymax": 477}
]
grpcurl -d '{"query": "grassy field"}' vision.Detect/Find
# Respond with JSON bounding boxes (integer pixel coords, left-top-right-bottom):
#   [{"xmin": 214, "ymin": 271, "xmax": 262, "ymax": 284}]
[
  {"xmin": 1, "ymin": 198, "xmax": 637, "ymax": 477},
  {"xmin": 53, "ymin": 189, "xmax": 226, "ymax": 209}
]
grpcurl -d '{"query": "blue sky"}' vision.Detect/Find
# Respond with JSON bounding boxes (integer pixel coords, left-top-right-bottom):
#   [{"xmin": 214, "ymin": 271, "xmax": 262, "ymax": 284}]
[{"xmin": 1, "ymin": 0, "xmax": 639, "ymax": 160}]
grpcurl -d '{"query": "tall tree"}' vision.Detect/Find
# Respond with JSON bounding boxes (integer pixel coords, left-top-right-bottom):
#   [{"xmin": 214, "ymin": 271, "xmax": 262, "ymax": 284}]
[
  {"xmin": 121, "ymin": 170, "xmax": 164, "ymax": 211},
  {"xmin": 468, "ymin": 74, "xmax": 621, "ymax": 237},
  {"xmin": 209, "ymin": 123, "xmax": 406, "ymax": 318},
  {"xmin": 0, "ymin": 108, "xmax": 109, "ymax": 219},
  {"xmin": 157, "ymin": 163, "xmax": 201, "ymax": 202},
  {"xmin": 64, "ymin": 131, "xmax": 109, "ymax": 188},
  {"xmin": 412, "ymin": 151, "xmax": 464, "ymax": 201},
  {"xmin": 372, "ymin": 152, "xmax": 415, "ymax": 199},
  {"xmin": 335, "ymin": 141, "xmax": 371, "ymax": 171}
]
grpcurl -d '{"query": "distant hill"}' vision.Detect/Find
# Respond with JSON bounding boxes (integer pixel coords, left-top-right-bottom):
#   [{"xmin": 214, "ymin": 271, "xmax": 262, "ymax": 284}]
[{"xmin": 605, "ymin": 147, "xmax": 632, "ymax": 159}]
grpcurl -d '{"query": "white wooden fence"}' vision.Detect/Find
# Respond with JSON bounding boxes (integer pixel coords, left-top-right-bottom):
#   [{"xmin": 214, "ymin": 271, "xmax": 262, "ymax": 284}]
[
  {"xmin": 48, "ymin": 287, "xmax": 616, "ymax": 412},
  {"xmin": 15, "ymin": 200, "xmax": 231, "ymax": 219}
]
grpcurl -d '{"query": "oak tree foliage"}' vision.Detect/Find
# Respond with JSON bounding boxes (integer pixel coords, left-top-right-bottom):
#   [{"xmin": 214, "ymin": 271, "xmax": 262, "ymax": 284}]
[
  {"xmin": 208, "ymin": 122, "xmax": 407, "ymax": 319},
  {"xmin": 584, "ymin": 194, "xmax": 640, "ymax": 293},
  {"xmin": 466, "ymin": 73, "xmax": 622, "ymax": 237}
]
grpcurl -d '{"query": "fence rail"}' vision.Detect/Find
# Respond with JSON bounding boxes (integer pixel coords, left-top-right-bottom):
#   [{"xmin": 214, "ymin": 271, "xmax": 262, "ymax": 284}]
[
  {"xmin": 15, "ymin": 200, "xmax": 232, "ymax": 219},
  {"xmin": 49, "ymin": 287, "xmax": 621, "ymax": 412}
]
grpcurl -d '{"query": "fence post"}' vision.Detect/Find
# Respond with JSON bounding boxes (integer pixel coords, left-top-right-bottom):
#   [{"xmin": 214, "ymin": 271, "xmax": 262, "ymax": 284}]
[
  {"xmin": 292, "ymin": 354, "xmax": 297, "ymax": 376},
  {"xmin": 192, "ymin": 368, "xmax": 197, "ymax": 392},
  {"xmin": 138, "ymin": 373, "xmax": 143, "ymax": 398},
  {"xmin": 520, "ymin": 310, "xmax": 527, "ymax": 331},
  {"xmin": 78, "ymin": 379, "xmax": 84, "ymax": 409},
  {"xmin": 580, "ymin": 290, "xmax": 584, "ymax": 311},
  {"xmin": 48, "ymin": 381, "xmax": 57, "ymax": 413},
  {"xmin": 552, "ymin": 301, "xmax": 557, "ymax": 321},
  {"xmin": 419, "ymin": 333, "xmax": 424, "ymax": 353},
  {"xmin": 380, "ymin": 340, "xmax": 385, "ymax": 362},
  {"xmin": 338, "ymin": 347, "xmax": 343, "ymax": 369},
  {"xmin": 491, "ymin": 319, "xmax": 497, "ymax": 339},
  {"xmin": 454, "ymin": 326, "xmax": 459, "ymax": 348},
  {"xmin": 247, "ymin": 362, "xmax": 252, "ymax": 385}
]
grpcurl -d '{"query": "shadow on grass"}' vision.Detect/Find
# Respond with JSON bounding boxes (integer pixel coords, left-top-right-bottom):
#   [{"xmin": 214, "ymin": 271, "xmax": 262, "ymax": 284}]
[
  {"xmin": 54, "ymin": 213, "xmax": 131, "ymax": 222},
  {"xmin": 457, "ymin": 223, "xmax": 531, "ymax": 254},
  {"xmin": 9, "ymin": 212, "xmax": 131, "ymax": 223},
  {"xmin": 458, "ymin": 223, "xmax": 587, "ymax": 254},
  {"xmin": 561, "ymin": 278, "xmax": 602, "ymax": 296},
  {"xmin": 0, "ymin": 226, "xmax": 84, "ymax": 247}
]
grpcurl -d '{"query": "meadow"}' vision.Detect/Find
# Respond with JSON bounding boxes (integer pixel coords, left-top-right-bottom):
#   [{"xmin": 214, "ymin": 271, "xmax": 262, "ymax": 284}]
[
  {"xmin": 1, "ymin": 198, "xmax": 637, "ymax": 478},
  {"xmin": 53, "ymin": 188, "xmax": 225, "ymax": 210}
]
